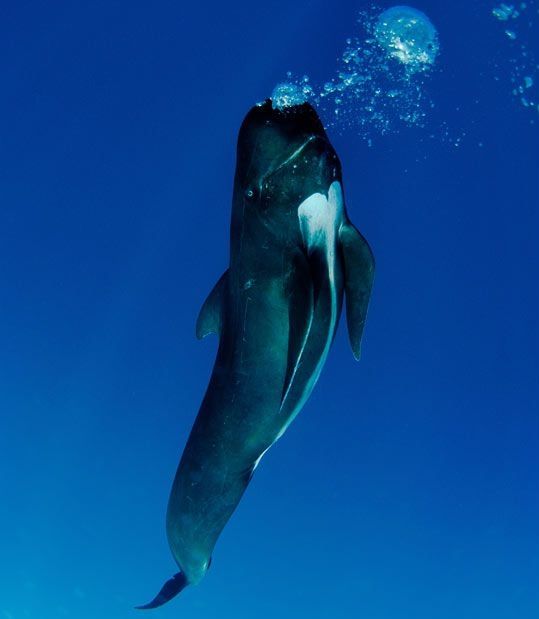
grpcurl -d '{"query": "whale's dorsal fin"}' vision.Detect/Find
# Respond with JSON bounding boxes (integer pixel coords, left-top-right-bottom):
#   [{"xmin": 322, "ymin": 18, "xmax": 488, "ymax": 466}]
[
  {"xmin": 339, "ymin": 222, "xmax": 375, "ymax": 360},
  {"xmin": 196, "ymin": 270, "xmax": 228, "ymax": 339}
]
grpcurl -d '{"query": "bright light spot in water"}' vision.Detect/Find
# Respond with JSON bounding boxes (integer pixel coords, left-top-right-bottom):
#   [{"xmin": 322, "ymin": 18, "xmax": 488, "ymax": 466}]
[{"xmin": 374, "ymin": 6, "xmax": 439, "ymax": 73}]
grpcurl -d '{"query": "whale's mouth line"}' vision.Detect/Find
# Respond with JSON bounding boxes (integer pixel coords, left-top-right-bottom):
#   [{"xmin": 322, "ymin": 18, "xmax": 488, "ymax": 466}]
[{"xmin": 262, "ymin": 134, "xmax": 329, "ymax": 184}]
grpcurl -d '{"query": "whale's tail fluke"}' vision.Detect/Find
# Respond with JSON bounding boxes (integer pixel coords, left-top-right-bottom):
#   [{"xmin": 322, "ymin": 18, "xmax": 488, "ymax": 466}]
[{"xmin": 135, "ymin": 572, "xmax": 188, "ymax": 610}]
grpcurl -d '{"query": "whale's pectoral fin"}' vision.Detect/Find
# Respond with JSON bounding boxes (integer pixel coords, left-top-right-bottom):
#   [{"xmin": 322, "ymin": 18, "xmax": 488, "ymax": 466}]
[
  {"xmin": 196, "ymin": 270, "xmax": 228, "ymax": 339},
  {"xmin": 135, "ymin": 571, "xmax": 188, "ymax": 610},
  {"xmin": 339, "ymin": 221, "xmax": 375, "ymax": 360},
  {"xmin": 280, "ymin": 245, "xmax": 333, "ymax": 413},
  {"xmin": 280, "ymin": 190, "xmax": 339, "ymax": 414}
]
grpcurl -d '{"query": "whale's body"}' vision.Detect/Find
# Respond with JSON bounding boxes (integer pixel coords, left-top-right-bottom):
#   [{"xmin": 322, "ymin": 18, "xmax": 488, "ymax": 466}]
[{"xmin": 138, "ymin": 101, "xmax": 374, "ymax": 609}]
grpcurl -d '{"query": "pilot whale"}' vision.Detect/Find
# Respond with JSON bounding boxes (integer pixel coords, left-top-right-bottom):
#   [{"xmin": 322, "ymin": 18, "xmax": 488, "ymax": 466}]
[{"xmin": 137, "ymin": 100, "xmax": 375, "ymax": 609}]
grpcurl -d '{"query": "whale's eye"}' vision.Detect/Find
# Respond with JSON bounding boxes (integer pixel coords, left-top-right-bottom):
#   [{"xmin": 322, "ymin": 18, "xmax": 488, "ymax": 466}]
[{"xmin": 245, "ymin": 187, "xmax": 256, "ymax": 201}]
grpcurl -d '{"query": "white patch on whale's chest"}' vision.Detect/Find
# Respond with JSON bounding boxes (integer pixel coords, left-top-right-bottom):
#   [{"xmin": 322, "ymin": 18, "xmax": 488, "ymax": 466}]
[
  {"xmin": 298, "ymin": 181, "xmax": 344, "ymax": 275},
  {"xmin": 297, "ymin": 181, "xmax": 344, "ymax": 368}
]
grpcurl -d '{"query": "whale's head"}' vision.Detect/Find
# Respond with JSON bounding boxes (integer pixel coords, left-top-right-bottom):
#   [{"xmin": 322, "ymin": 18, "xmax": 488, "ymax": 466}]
[{"xmin": 232, "ymin": 100, "xmax": 343, "ymax": 244}]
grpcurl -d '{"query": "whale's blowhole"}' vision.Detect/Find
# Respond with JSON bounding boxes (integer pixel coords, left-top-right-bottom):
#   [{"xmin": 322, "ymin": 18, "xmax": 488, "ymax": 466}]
[{"xmin": 271, "ymin": 82, "xmax": 310, "ymax": 110}]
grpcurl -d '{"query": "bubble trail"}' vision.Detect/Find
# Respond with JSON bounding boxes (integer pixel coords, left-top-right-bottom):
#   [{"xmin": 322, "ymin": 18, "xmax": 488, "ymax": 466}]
[
  {"xmin": 490, "ymin": 0, "xmax": 539, "ymax": 115},
  {"xmin": 270, "ymin": 6, "xmax": 440, "ymax": 141}
]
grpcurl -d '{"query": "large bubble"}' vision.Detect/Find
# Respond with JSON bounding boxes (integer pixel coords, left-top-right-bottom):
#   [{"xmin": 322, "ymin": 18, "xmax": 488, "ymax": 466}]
[{"xmin": 374, "ymin": 6, "xmax": 439, "ymax": 74}]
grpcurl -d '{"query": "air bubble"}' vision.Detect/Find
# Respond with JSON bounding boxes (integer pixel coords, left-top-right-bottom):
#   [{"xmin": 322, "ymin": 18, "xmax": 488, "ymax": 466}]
[
  {"xmin": 374, "ymin": 6, "xmax": 439, "ymax": 74},
  {"xmin": 491, "ymin": 1, "xmax": 538, "ymax": 114}
]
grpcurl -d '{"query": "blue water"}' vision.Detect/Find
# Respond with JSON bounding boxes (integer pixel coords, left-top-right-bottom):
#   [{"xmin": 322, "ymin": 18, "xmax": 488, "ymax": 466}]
[{"xmin": 1, "ymin": 1, "xmax": 538, "ymax": 618}]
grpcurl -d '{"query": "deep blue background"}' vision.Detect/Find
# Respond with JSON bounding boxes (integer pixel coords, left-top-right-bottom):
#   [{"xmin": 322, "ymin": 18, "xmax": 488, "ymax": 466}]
[{"xmin": 1, "ymin": 1, "xmax": 538, "ymax": 618}]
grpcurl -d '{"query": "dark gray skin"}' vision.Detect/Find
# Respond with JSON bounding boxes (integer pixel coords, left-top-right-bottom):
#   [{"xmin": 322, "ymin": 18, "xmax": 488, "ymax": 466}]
[{"xmin": 137, "ymin": 100, "xmax": 374, "ymax": 609}]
